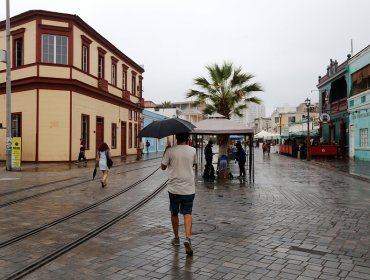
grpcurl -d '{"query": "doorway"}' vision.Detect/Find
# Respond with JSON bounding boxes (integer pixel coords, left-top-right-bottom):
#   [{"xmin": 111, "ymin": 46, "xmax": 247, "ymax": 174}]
[
  {"xmin": 121, "ymin": 121, "xmax": 127, "ymax": 156},
  {"xmin": 96, "ymin": 117, "xmax": 104, "ymax": 154}
]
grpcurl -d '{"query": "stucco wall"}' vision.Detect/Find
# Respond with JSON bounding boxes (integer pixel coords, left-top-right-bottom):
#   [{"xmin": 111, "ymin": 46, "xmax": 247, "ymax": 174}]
[
  {"xmin": 72, "ymin": 92, "xmax": 138, "ymax": 159},
  {"xmin": 38, "ymin": 90, "xmax": 70, "ymax": 161},
  {"xmin": 0, "ymin": 20, "xmax": 36, "ymax": 71},
  {"xmin": 0, "ymin": 90, "xmax": 37, "ymax": 161}
]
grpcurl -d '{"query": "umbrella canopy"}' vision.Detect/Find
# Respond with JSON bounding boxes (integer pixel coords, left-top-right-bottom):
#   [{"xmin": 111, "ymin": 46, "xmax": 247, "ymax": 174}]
[{"xmin": 138, "ymin": 118, "xmax": 196, "ymax": 139}]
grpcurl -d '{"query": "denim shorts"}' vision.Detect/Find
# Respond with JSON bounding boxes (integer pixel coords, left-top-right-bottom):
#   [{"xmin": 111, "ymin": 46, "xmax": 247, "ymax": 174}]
[{"xmin": 168, "ymin": 192, "xmax": 195, "ymax": 215}]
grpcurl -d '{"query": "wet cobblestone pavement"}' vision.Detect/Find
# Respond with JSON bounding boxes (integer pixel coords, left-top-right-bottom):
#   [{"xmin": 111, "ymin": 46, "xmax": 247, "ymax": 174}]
[{"xmin": 1, "ymin": 151, "xmax": 370, "ymax": 279}]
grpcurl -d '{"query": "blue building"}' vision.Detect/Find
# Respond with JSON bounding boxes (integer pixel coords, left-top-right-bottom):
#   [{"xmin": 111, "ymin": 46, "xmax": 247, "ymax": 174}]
[
  {"xmin": 142, "ymin": 110, "xmax": 168, "ymax": 154},
  {"xmin": 347, "ymin": 45, "xmax": 370, "ymax": 161},
  {"xmin": 317, "ymin": 58, "xmax": 350, "ymax": 158}
]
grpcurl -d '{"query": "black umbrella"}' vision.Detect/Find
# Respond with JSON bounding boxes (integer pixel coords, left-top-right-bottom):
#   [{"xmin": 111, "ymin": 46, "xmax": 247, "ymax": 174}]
[
  {"xmin": 138, "ymin": 118, "xmax": 196, "ymax": 139},
  {"xmin": 93, "ymin": 161, "xmax": 98, "ymax": 179},
  {"xmin": 93, "ymin": 167, "xmax": 97, "ymax": 179}
]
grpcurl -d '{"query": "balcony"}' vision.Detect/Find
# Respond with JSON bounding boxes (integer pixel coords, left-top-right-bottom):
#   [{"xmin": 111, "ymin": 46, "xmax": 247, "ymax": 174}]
[{"xmin": 330, "ymin": 98, "xmax": 347, "ymax": 113}]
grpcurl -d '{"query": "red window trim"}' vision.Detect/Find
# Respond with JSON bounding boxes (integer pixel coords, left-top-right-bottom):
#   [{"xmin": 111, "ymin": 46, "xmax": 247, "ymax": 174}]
[
  {"xmin": 39, "ymin": 24, "xmax": 72, "ymax": 65},
  {"xmin": 138, "ymin": 76, "xmax": 143, "ymax": 98},
  {"xmin": 11, "ymin": 28, "xmax": 25, "ymax": 68},
  {"xmin": 98, "ymin": 47, "xmax": 107, "ymax": 79},
  {"xmin": 122, "ymin": 64, "xmax": 128, "ymax": 92},
  {"xmin": 131, "ymin": 71, "xmax": 137, "ymax": 96},
  {"xmin": 81, "ymin": 44, "xmax": 90, "ymax": 73},
  {"xmin": 81, "ymin": 35, "xmax": 92, "ymax": 73},
  {"xmin": 111, "ymin": 56, "xmax": 118, "ymax": 86}
]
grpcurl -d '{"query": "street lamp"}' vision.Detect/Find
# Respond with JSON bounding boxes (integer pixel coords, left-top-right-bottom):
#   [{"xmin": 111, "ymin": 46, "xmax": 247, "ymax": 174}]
[
  {"xmin": 305, "ymin": 98, "xmax": 311, "ymax": 161},
  {"xmin": 279, "ymin": 113, "xmax": 282, "ymax": 137}
]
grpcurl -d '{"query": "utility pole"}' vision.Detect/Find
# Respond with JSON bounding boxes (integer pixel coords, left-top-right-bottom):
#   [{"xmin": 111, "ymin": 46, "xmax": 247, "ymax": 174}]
[{"xmin": 5, "ymin": 0, "xmax": 12, "ymax": 171}]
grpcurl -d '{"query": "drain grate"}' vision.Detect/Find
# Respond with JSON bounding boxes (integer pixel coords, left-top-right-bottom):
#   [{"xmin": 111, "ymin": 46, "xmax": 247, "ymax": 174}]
[{"xmin": 289, "ymin": 246, "xmax": 326, "ymax": 256}]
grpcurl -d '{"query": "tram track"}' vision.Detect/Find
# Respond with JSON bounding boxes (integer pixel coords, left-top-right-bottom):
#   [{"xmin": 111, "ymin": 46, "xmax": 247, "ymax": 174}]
[
  {"xmin": 0, "ymin": 162, "xmax": 160, "ymax": 208},
  {"xmin": 2, "ymin": 180, "xmax": 168, "ymax": 280},
  {"xmin": 0, "ymin": 157, "xmax": 161, "ymax": 198},
  {"xmin": 0, "ymin": 167, "xmax": 160, "ymax": 249}
]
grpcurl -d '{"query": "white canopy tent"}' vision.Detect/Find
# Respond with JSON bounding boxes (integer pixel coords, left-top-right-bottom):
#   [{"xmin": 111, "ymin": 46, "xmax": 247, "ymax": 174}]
[
  {"xmin": 191, "ymin": 118, "xmax": 255, "ymax": 183},
  {"xmin": 254, "ymin": 130, "xmax": 276, "ymax": 139}
]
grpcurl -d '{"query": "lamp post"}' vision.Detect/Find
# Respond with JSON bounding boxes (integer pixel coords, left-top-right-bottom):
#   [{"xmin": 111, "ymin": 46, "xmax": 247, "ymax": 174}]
[
  {"xmin": 5, "ymin": 0, "xmax": 12, "ymax": 170},
  {"xmin": 305, "ymin": 98, "xmax": 311, "ymax": 161},
  {"xmin": 279, "ymin": 112, "xmax": 282, "ymax": 136}
]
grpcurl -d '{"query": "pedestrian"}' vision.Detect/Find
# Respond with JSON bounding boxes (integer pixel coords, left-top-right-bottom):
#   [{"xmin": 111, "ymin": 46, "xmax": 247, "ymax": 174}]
[
  {"xmin": 218, "ymin": 154, "xmax": 228, "ymax": 179},
  {"xmin": 139, "ymin": 141, "xmax": 144, "ymax": 156},
  {"xmin": 204, "ymin": 140, "xmax": 213, "ymax": 166},
  {"xmin": 262, "ymin": 142, "xmax": 267, "ymax": 155},
  {"xmin": 161, "ymin": 132, "xmax": 197, "ymax": 255},
  {"xmin": 76, "ymin": 138, "xmax": 87, "ymax": 163},
  {"xmin": 146, "ymin": 139, "xmax": 151, "ymax": 153},
  {"xmin": 235, "ymin": 141, "xmax": 246, "ymax": 178},
  {"xmin": 97, "ymin": 142, "xmax": 112, "ymax": 188}
]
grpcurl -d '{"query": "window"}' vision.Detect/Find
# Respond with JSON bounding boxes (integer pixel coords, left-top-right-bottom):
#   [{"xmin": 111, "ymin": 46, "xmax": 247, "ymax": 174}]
[
  {"xmin": 134, "ymin": 124, "xmax": 138, "ymax": 147},
  {"xmin": 11, "ymin": 113, "xmax": 21, "ymax": 137},
  {"xmin": 122, "ymin": 64, "xmax": 128, "ymax": 91},
  {"xmin": 288, "ymin": 116, "xmax": 296, "ymax": 123},
  {"xmin": 134, "ymin": 111, "xmax": 138, "ymax": 121},
  {"xmin": 82, "ymin": 45, "xmax": 88, "ymax": 72},
  {"xmin": 81, "ymin": 115, "xmax": 90, "ymax": 149},
  {"xmin": 129, "ymin": 110, "xmax": 132, "ymax": 120},
  {"xmin": 11, "ymin": 28, "xmax": 25, "ymax": 68},
  {"xmin": 15, "ymin": 39, "xmax": 23, "ymax": 67},
  {"xmin": 274, "ymin": 117, "xmax": 279, "ymax": 123},
  {"xmin": 129, "ymin": 123, "xmax": 133, "ymax": 148},
  {"xmin": 131, "ymin": 76, "xmax": 136, "ymax": 95},
  {"xmin": 138, "ymin": 77, "xmax": 143, "ymax": 98},
  {"xmin": 360, "ymin": 128, "xmax": 368, "ymax": 147},
  {"xmin": 98, "ymin": 55, "xmax": 104, "ymax": 79},
  {"xmin": 97, "ymin": 47, "xmax": 107, "ymax": 79},
  {"xmin": 42, "ymin": 34, "xmax": 68, "ymax": 64},
  {"xmin": 81, "ymin": 35, "xmax": 92, "ymax": 73},
  {"xmin": 112, "ymin": 123, "xmax": 117, "ymax": 149},
  {"xmin": 111, "ymin": 63, "xmax": 117, "ymax": 86}
]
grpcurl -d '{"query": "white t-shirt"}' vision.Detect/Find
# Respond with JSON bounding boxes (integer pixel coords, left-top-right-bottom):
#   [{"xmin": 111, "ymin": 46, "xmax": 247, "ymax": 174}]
[{"xmin": 161, "ymin": 145, "xmax": 197, "ymax": 195}]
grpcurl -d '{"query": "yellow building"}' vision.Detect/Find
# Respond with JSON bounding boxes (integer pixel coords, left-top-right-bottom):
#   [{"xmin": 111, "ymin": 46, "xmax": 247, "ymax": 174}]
[{"xmin": 0, "ymin": 10, "xmax": 144, "ymax": 162}]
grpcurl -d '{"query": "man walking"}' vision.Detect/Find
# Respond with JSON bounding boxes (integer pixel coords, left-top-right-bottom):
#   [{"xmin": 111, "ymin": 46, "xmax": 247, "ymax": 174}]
[
  {"xmin": 161, "ymin": 132, "xmax": 197, "ymax": 255},
  {"xmin": 146, "ymin": 140, "xmax": 151, "ymax": 153}
]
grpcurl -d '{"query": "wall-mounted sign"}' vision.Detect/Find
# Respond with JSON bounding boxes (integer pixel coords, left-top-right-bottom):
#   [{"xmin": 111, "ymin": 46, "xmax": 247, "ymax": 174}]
[
  {"xmin": 11, "ymin": 137, "xmax": 22, "ymax": 170},
  {"xmin": 319, "ymin": 113, "xmax": 330, "ymax": 123}
]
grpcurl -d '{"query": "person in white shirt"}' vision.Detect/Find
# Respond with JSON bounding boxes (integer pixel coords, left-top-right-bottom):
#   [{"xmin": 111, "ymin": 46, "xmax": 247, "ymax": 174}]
[{"xmin": 161, "ymin": 132, "xmax": 197, "ymax": 255}]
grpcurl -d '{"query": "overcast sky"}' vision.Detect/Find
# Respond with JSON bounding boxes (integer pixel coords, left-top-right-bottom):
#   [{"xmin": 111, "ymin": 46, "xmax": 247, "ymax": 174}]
[{"xmin": 2, "ymin": 0, "xmax": 370, "ymax": 115}]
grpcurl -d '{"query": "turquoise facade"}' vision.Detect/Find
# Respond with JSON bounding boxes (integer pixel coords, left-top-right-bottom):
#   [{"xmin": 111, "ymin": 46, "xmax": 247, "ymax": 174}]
[
  {"xmin": 347, "ymin": 46, "xmax": 370, "ymax": 161},
  {"xmin": 142, "ymin": 110, "xmax": 167, "ymax": 153},
  {"xmin": 317, "ymin": 60, "xmax": 349, "ymax": 157}
]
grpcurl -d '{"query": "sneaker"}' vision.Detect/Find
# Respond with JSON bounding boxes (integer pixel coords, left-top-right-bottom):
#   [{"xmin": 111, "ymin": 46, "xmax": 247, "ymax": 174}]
[
  {"xmin": 183, "ymin": 239, "xmax": 193, "ymax": 255},
  {"xmin": 171, "ymin": 238, "xmax": 180, "ymax": 246}
]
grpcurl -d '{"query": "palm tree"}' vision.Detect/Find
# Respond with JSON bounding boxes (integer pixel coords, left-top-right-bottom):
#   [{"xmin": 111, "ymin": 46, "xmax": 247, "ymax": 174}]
[
  {"xmin": 161, "ymin": 101, "xmax": 172, "ymax": 110},
  {"xmin": 186, "ymin": 62, "xmax": 263, "ymax": 119}
]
